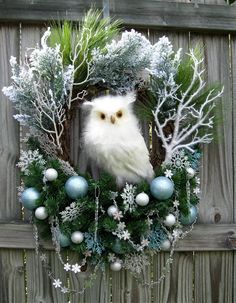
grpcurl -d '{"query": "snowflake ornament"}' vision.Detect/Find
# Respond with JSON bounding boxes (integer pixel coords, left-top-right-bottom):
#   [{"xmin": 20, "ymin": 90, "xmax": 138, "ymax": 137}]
[
  {"xmin": 17, "ymin": 149, "xmax": 46, "ymax": 174},
  {"xmin": 164, "ymin": 169, "xmax": 173, "ymax": 179},
  {"xmin": 121, "ymin": 183, "xmax": 137, "ymax": 213},
  {"xmin": 60, "ymin": 202, "xmax": 84, "ymax": 222},
  {"xmin": 53, "ymin": 279, "xmax": 62, "ymax": 288},
  {"xmin": 72, "ymin": 263, "xmax": 81, "ymax": 273},
  {"xmin": 64, "ymin": 263, "xmax": 71, "ymax": 272},
  {"xmin": 124, "ymin": 253, "xmax": 150, "ymax": 274},
  {"xmin": 169, "ymin": 150, "xmax": 190, "ymax": 170}
]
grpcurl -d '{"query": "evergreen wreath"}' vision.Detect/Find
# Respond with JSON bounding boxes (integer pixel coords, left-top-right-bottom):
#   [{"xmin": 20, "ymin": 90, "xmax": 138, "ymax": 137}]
[{"xmin": 2, "ymin": 9, "xmax": 223, "ymax": 295}]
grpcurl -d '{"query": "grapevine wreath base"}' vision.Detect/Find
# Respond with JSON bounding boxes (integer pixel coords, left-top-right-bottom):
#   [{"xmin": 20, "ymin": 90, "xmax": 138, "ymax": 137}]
[{"xmin": 2, "ymin": 10, "xmax": 223, "ymax": 295}]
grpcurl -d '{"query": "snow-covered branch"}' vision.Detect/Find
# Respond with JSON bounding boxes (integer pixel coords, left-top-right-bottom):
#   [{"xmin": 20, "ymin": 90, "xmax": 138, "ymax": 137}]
[{"xmin": 152, "ymin": 49, "xmax": 224, "ymax": 162}]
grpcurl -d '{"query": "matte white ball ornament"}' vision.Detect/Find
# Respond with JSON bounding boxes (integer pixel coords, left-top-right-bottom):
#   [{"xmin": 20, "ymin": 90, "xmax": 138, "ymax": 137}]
[
  {"xmin": 71, "ymin": 231, "xmax": 84, "ymax": 244},
  {"xmin": 160, "ymin": 239, "xmax": 171, "ymax": 250},
  {"xmin": 44, "ymin": 168, "xmax": 58, "ymax": 181},
  {"xmin": 164, "ymin": 214, "xmax": 176, "ymax": 227},
  {"xmin": 186, "ymin": 167, "xmax": 195, "ymax": 179},
  {"xmin": 35, "ymin": 206, "xmax": 48, "ymax": 220},
  {"xmin": 110, "ymin": 261, "xmax": 122, "ymax": 271},
  {"xmin": 135, "ymin": 192, "xmax": 149, "ymax": 206},
  {"xmin": 107, "ymin": 205, "xmax": 118, "ymax": 217}
]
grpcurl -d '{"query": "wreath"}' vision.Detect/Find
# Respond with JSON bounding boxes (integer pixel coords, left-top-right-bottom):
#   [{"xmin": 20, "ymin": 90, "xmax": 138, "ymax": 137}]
[{"xmin": 3, "ymin": 10, "xmax": 223, "ymax": 295}]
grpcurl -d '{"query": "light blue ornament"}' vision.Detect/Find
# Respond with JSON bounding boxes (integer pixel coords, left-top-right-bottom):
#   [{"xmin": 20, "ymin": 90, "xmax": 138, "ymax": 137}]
[
  {"xmin": 21, "ymin": 187, "xmax": 40, "ymax": 210},
  {"xmin": 65, "ymin": 176, "xmax": 88, "ymax": 199},
  {"xmin": 112, "ymin": 239, "xmax": 123, "ymax": 254},
  {"xmin": 150, "ymin": 176, "xmax": 174, "ymax": 200},
  {"xmin": 180, "ymin": 205, "xmax": 198, "ymax": 225},
  {"xmin": 59, "ymin": 233, "xmax": 71, "ymax": 247}
]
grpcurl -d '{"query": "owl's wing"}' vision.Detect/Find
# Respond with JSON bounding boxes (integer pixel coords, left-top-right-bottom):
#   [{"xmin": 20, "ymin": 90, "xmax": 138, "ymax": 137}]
[{"xmin": 110, "ymin": 135, "xmax": 154, "ymax": 181}]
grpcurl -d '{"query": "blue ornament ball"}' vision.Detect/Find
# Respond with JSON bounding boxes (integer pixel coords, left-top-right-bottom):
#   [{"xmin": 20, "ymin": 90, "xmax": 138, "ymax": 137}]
[
  {"xmin": 21, "ymin": 187, "xmax": 40, "ymax": 210},
  {"xmin": 180, "ymin": 205, "xmax": 198, "ymax": 225},
  {"xmin": 112, "ymin": 239, "xmax": 123, "ymax": 254},
  {"xmin": 150, "ymin": 177, "xmax": 174, "ymax": 200},
  {"xmin": 59, "ymin": 233, "xmax": 71, "ymax": 247},
  {"xmin": 65, "ymin": 176, "xmax": 88, "ymax": 199}
]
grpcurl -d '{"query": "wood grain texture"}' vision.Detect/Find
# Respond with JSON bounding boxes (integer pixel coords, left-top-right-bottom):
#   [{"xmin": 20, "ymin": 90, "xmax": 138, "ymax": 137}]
[
  {"xmin": 1, "ymin": 222, "xmax": 236, "ymax": 251},
  {"xmin": 194, "ymin": 252, "xmax": 233, "ymax": 303},
  {"xmin": 153, "ymin": 252, "xmax": 193, "ymax": 303},
  {"xmin": 0, "ymin": 25, "xmax": 26, "ymax": 303},
  {"xmin": 0, "ymin": 1, "xmax": 234, "ymax": 33}
]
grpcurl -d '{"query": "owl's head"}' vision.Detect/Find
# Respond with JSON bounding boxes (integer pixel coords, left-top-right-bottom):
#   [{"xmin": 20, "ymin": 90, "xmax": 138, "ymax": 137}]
[{"xmin": 83, "ymin": 93, "xmax": 137, "ymax": 127}]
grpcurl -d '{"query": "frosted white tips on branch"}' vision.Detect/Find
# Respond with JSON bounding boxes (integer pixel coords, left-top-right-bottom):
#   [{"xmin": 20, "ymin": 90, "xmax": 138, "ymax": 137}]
[
  {"xmin": 152, "ymin": 48, "xmax": 224, "ymax": 162},
  {"xmin": 41, "ymin": 27, "xmax": 51, "ymax": 48}
]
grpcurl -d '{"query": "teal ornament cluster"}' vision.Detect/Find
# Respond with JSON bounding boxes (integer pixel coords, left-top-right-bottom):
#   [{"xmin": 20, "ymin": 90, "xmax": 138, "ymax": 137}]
[
  {"xmin": 150, "ymin": 176, "xmax": 174, "ymax": 200},
  {"xmin": 65, "ymin": 176, "xmax": 88, "ymax": 199},
  {"xmin": 180, "ymin": 205, "xmax": 198, "ymax": 225},
  {"xmin": 21, "ymin": 187, "xmax": 40, "ymax": 210}
]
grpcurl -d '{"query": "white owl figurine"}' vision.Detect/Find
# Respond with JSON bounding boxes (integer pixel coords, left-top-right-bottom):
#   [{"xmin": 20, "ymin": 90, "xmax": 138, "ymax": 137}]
[{"xmin": 82, "ymin": 93, "xmax": 154, "ymax": 186}]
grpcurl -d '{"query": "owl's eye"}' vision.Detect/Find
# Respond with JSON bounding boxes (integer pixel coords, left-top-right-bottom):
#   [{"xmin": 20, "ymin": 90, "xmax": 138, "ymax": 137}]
[
  {"xmin": 100, "ymin": 113, "xmax": 106, "ymax": 120},
  {"xmin": 116, "ymin": 110, "xmax": 123, "ymax": 118}
]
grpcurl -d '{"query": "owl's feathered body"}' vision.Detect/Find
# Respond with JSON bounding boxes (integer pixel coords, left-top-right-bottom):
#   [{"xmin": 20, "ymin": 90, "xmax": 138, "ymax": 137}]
[{"xmin": 83, "ymin": 94, "xmax": 154, "ymax": 186}]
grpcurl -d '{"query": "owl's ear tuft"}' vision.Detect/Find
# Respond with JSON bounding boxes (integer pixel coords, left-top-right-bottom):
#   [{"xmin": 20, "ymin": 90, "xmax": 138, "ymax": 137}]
[
  {"xmin": 126, "ymin": 91, "xmax": 136, "ymax": 105},
  {"xmin": 82, "ymin": 101, "xmax": 93, "ymax": 111}
]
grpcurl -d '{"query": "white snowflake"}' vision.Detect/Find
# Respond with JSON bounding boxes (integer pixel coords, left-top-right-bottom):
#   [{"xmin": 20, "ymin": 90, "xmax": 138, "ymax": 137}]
[
  {"xmin": 147, "ymin": 218, "xmax": 153, "ymax": 226},
  {"xmin": 60, "ymin": 202, "xmax": 84, "ymax": 222},
  {"xmin": 117, "ymin": 222, "xmax": 126, "ymax": 230},
  {"xmin": 61, "ymin": 287, "xmax": 69, "ymax": 293},
  {"xmin": 172, "ymin": 229, "xmax": 182, "ymax": 239},
  {"xmin": 173, "ymin": 200, "xmax": 179, "ymax": 207},
  {"xmin": 121, "ymin": 183, "xmax": 137, "ymax": 213},
  {"xmin": 193, "ymin": 187, "xmax": 201, "ymax": 195},
  {"xmin": 169, "ymin": 150, "xmax": 190, "ymax": 170},
  {"xmin": 141, "ymin": 238, "xmax": 149, "ymax": 247},
  {"xmin": 121, "ymin": 230, "xmax": 131, "ymax": 240},
  {"xmin": 53, "ymin": 279, "xmax": 62, "ymax": 288},
  {"xmin": 16, "ymin": 149, "xmax": 46, "ymax": 174},
  {"xmin": 124, "ymin": 253, "xmax": 150, "ymax": 274},
  {"xmin": 113, "ymin": 211, "xmax": 123, "ymax": 220},
  {"xmin": 72, "ymin": 263, "xmax": 81, "ymax": 273},
  {"xmin": 39, "ymin": 253, "xmax": 47, "ymax": 262},
  {"xmin": 195, "ymin": 177, "xmax": 200, "ymax": 185},
  {"xmin": 108, "ymin": 253, "xmax": 116, "ymax": 262},
  {"xmin": 164, "ymin": 169, "xmax": 173, "ymax": 179},
  {"xmin": 64, "ymin": 263, "xmax": 71, "ymax": 272}
]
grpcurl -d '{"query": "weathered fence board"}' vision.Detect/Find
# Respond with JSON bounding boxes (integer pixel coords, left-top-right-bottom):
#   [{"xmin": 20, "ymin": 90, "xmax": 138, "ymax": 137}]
[{"xmin": 0, "ymin": 25, "xmax": 26, "ymax": 303}]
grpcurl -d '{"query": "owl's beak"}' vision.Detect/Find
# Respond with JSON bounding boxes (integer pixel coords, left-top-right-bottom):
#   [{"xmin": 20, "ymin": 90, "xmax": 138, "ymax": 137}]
[{"xmin": 110, "ymin": 115, "xmax": 116, "ymax": 124}]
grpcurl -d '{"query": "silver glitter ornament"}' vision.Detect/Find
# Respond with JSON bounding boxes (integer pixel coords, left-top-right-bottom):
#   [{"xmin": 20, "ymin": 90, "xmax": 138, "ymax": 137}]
[{"xmin": 160, "ymin": 239, "xmax": 171, "ymax": 250}]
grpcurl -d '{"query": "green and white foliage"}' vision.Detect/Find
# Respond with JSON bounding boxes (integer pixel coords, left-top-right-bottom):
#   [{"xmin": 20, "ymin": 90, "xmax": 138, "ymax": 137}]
[{"xmin": 91, "ymin": 29, "xmax": 152, "ymax": 92}]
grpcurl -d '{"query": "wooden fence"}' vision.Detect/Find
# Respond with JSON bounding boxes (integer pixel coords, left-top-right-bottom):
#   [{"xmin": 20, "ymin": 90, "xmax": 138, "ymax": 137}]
[{"xmin": 0, "ymin": 0, "xmax": 236, "ymax": 302}]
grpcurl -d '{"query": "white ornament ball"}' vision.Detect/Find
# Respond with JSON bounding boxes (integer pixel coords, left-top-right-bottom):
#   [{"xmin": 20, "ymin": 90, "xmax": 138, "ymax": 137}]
[
  {"xmin": 107, "ymin": 205, "xmax": 118, "ymax": 217},
  {"xmin": 164, "ymin": 214, "xmax": 176, "ymax": 227},
  {"xmin": 110, "ymin": 261, "xmax": 122, "ymax": 271},
  {"xmin": 44, "ymin": 168, "xmax": 58, "ymax": 181},
  {"xmin": 71, "ymin": 231, "xmax": 84, "ymax": 244},
  {"xmin": 135, "ymin": 192, "xmax": 149, "ymax": 206},
  {"xmin": 35, "ymin": 206, "xmax": 48, "ymax": 220},
  {"xmin": 160, "ymin": 239, "xmax": 171, "ymax": 250},
  {"xmin": 186, "ymin": 167, "xmax": 195, "ymax": 179}
]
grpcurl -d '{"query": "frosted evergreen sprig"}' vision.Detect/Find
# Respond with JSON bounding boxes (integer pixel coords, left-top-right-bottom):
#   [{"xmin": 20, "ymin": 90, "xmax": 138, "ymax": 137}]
[{"xmin": 91, "ymin": 29, "xmax": 152, "ymax": 92}]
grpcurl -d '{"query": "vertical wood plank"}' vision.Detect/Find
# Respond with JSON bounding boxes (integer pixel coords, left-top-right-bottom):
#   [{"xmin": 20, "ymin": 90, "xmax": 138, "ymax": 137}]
[
  {"xmin": 230, "ymin": 33, "xmax": 236, "ymax": 303},
  {"xmin": 190, "ymin": 32, "xmax": 234, "ymax": 303},
  {"xmin": 0, "ymin": 24, "xmax": 26, "ymax": 303}
]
